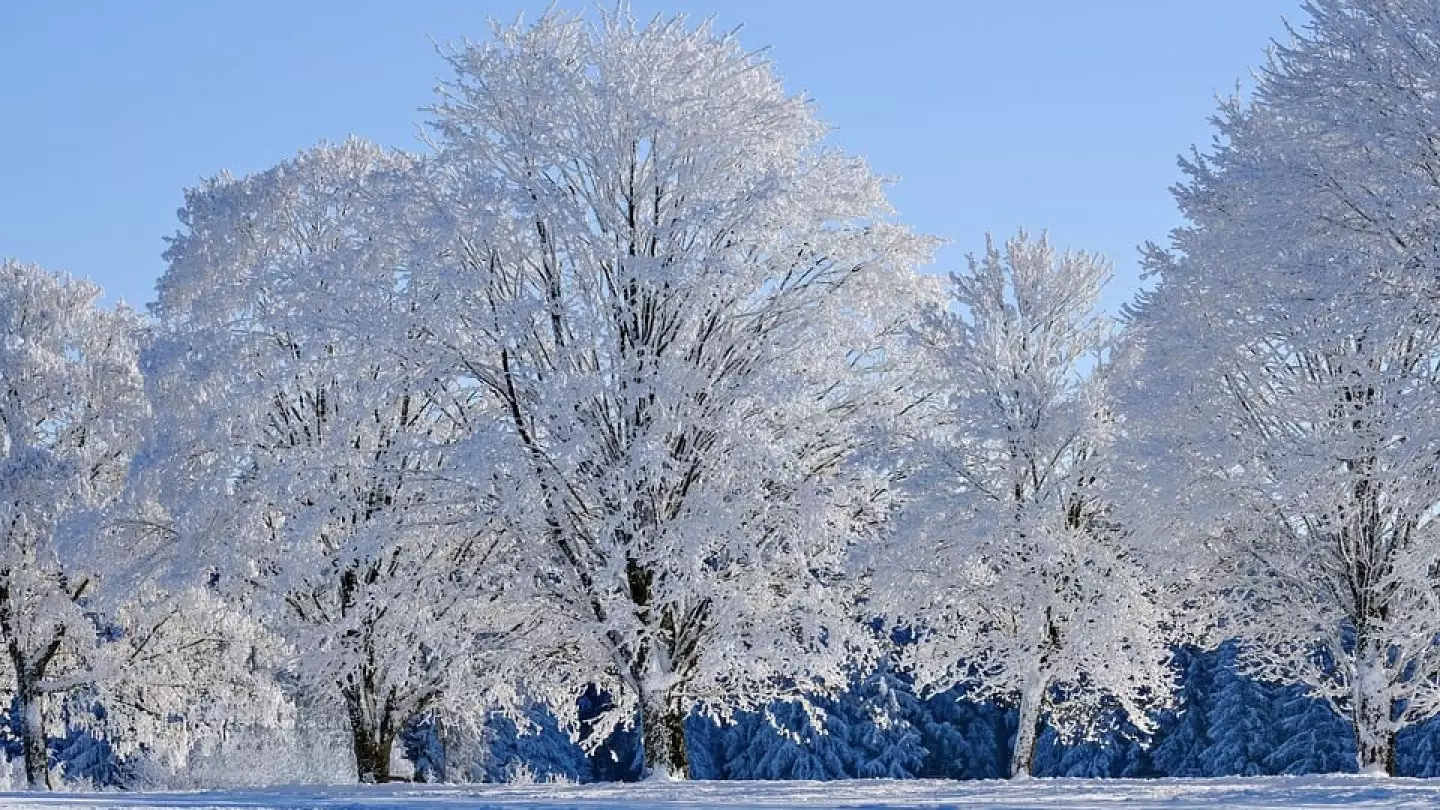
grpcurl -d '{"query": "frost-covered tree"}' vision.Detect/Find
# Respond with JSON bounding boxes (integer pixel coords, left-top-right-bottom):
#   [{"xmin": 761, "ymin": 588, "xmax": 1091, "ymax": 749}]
[
  {"xmin": 0, "ymin": 261, "xmax": 146, "ymax": 788},
  {"xmin": 1123, "ymin": 0, "xmax": 1440, "ymax": 775},
  {"xmin": 884, "ymin": 233, "xmax": 1173, "ymax": 777},
  {"xmin": 0, "ymin": 262, "xmax": 281, "ymax": 789},
  {"xmin": 140, "ymin": 141, "xmax": 542, "ymax": 783},
  {"xmin": 411, "ymin": 10, "xmax": 936, "ymax": 778},
  {"xmin": 0, "ymin": 261, "xmax": 138, "ymax": 787}
]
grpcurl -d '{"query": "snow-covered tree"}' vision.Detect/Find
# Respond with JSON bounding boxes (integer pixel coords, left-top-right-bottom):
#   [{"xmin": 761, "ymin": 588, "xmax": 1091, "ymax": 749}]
[
  {"xmin": 0, "ymin": 261, "xmax": 145, "ymax": 788},
  {"xmin": 75, "ymin": 581, "xmax": 290, "ymax": 782},
  {"xmin": 0, "ymin": 261, "xmax": 282, "ymax": 789},
  {"xmin": 140, "ymin": 140, "xmax": 543, "ymax": 782},
  {"xmin": 478, "ymin": 706, "xmax": 594, "ymax": 784},
  {"xmin": 1148, "ymin": 647, "xmax": 1217, "ymax": 778},
  {"xmin": 408, "ymin": 10, "xmax": 936, "ymax": 778},
  {"xmin": 1398, "ymin": 716, "xmax": 1440, "ymax": 777},
  {"xmin": 1032, "ymin": 717, "xmax": 1151, "ymax": 778},
  {"xmin": 883, "ymin": 233, "xmax": 1173, "ymax": 777},
  {"xmin": 1123, "ymin": 0, "xmax": 1440, "ymax": 775},
  {"xmin": 1147, "ymin": 643, "xmax": 1354, "ymax": 777}
]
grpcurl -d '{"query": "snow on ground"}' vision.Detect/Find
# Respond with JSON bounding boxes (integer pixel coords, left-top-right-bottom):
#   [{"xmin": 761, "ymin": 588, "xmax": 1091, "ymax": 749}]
[{"xmin": 2, "ymin": 777, "xmax": 1440, "ymax": 810}]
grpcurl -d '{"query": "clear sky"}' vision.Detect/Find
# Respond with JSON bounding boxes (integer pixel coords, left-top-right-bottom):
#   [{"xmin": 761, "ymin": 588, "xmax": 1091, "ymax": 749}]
[{"xmin": 1, "ymin": 1, "xmax": 1305, "ymax": 312}]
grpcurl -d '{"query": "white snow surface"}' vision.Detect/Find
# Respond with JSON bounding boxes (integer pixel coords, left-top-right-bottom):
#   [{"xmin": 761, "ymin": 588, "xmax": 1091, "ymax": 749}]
[{"xmin": 3, "ymin": 777, "xmax": 1439, "ymax": 809}]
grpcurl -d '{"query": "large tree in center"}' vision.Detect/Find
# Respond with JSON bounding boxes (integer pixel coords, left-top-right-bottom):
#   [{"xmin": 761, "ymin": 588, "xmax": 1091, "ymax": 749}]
[
  {"xmin": 413, "ymin": 10, "xmax": 936, "ymax": 778},
  {"xmin": 1123, "ymin": 0, "xmax": 1440, "ymax": 775}
]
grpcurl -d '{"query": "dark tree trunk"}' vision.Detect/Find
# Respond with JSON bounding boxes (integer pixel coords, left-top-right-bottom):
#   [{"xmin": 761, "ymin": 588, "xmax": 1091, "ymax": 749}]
[
  {"xmin": 1352, "ymin": 674, "xmax": 1396, "ymax": 774},
  {"xmin": 342, "ymin": 679, "xmax": 399, "ymax": 783},
  {"xmin": 0, "ymin": 580, "xmax": 66, "ymax": 791},
  {"xmin": 6, "ymin": 633, "xmax": 62, "ymax": 790},
  {"xmin": 1352, "ymin": 643, "xmax": 1396, "ymax": 776},
  {"xmin": 1354, "ymin": 726, "xmax": 1396, "ymax": 777},
  {"xmin": 14, "ymin": 672, "xmax": 49, "ymax": 790},
  {"xmin": 1009, "ymin": 671, "xmax": 1050, "ymax": 779},
  {"xmin": 640, "ymin": 691, "xmax": 688, "ymax": 779}
]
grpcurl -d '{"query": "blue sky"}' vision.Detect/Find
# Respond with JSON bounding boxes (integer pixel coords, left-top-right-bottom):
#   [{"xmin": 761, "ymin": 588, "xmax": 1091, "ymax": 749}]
[{"xmin": 1, "ymin": 1, "xmax": 1304, "ymax": 312}]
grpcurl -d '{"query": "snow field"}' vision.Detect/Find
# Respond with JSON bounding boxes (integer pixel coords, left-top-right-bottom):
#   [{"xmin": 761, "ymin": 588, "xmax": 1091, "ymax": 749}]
[{"xmin": 3, "ymin": 777, "xmax": 1440, "ymax": 810}]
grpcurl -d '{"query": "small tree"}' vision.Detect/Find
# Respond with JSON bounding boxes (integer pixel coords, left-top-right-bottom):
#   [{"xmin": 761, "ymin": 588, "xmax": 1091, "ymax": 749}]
[{"xmin": 883, "ymin": 234, "xmax": 1173, "ymax": 777}]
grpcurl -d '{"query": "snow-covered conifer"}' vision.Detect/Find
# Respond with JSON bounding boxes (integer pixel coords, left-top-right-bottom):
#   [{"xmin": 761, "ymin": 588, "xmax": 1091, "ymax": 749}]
[
  {"xmin": 711, "ymin": 665, "xmax": 927, "ymax": 781},
  {"xmin": 1201, "ymin": 646, "xmax": 1284, "ymax": 777},
  {"xmin": 1264, "ymin": 687, "xmax": 1355, "ymax": 776},
  {"xmin": 911, "ymin": 691, "xmax": 1013, "ymax": 779}
]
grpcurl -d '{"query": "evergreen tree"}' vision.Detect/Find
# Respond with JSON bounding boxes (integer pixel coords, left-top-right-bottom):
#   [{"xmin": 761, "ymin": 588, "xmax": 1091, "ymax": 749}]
[
  {"xmin": 1149, "ymin": 646, "xmax": 1217, "ymax": 777},
  {"xmin": 400, "ymin": 714, "xmax": 447, "ymax": 784},
  {"xmin": 718, "ymin": 668, "xmax": 927, "ymax": 781},
  {"xmin": 402, "ymin": 706, "xmax": 592, "ymax": 784},
  {"xmin": 1201, "ymin": 644, "xmax": 1283, "ymax": 776},
  {"xmin": 481, "ymin": 707, "xmax": 591, "ymax": 784},
  {"xmin": 52, "ymin": 727, "xmax": 121, "ymax": 788},
  {"xmin": 1149, "ymin": 642, "xmax": 1359, "ymax": 778},
  {"xmin": 1033, "ymin": 728, "xmax": 1149, "ymax": 778},
  {"xmin": 1264, "ymin": 687, "xmax": 1356, "ymax": 776},
  {"xmin": 682, "ymin": 715, "xmax": 728, "ymax": 780},
  {"xmin": 578, "ymin": 690, "xmax": 643, "ymax": 783},
  {"xmin": 1397, "ymin": 716, "xmax": 1440, "ymax": 777},
  {"xmin": 908, "ymin": 692, "xmax": 1014, "ymax": 780},
  {"xmin": 725, "ymin": 702, "xmax": 853, "ymax": 781},
  {"xmin": 1032, "ymin": 715, "xmax": 1151, "ymax": 778},
  {"xmin": 845, "ymin": 671, "xmax": 927, "ymax": 779}
]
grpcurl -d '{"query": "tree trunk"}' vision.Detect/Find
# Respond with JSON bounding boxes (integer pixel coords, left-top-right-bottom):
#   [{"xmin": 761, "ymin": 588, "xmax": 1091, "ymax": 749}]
[
  {"xmin": 1352, "ymin": 654, "xmax": 1396, "ymax": 775},
  {"xmin": 0, "ymin": 581, "xmax": 74, "ymax": 791},
  {"xmin": 6, "ymin": 633, "xmax": 59, "ymax": 791},
  {"xmin": 14, "ymin": 676, "xmax": 49, "ymax": 790},
  {"xmin": 640, "ymin": 690, "xmax": 688, "ymax": 779},
  {"xmin": 1354, "ymin": 724, "xmax": 1396, "ymax": 777},
  {"xmin": 343, "ymin": 680, "xmax": 398, "ymax": 783},
  {"xmin": 1009, "ymin": 672, "xmax": 1050, "ymax": 779}
]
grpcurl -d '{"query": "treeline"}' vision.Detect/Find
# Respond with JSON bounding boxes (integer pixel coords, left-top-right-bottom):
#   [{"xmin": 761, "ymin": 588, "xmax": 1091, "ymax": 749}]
[
  {"xmin": 5, "ymin": 0, "xmax": 1440, "ymax": 791},
  {"xmin": 21, "ymin": 643, "xmax": 1440, "ymax": 787}
]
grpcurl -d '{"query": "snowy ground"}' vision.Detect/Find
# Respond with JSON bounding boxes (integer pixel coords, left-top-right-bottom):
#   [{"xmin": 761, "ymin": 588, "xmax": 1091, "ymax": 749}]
[{"xmin": 3, "ymin": 777, "xmax": 1440, "ymax": 809}]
